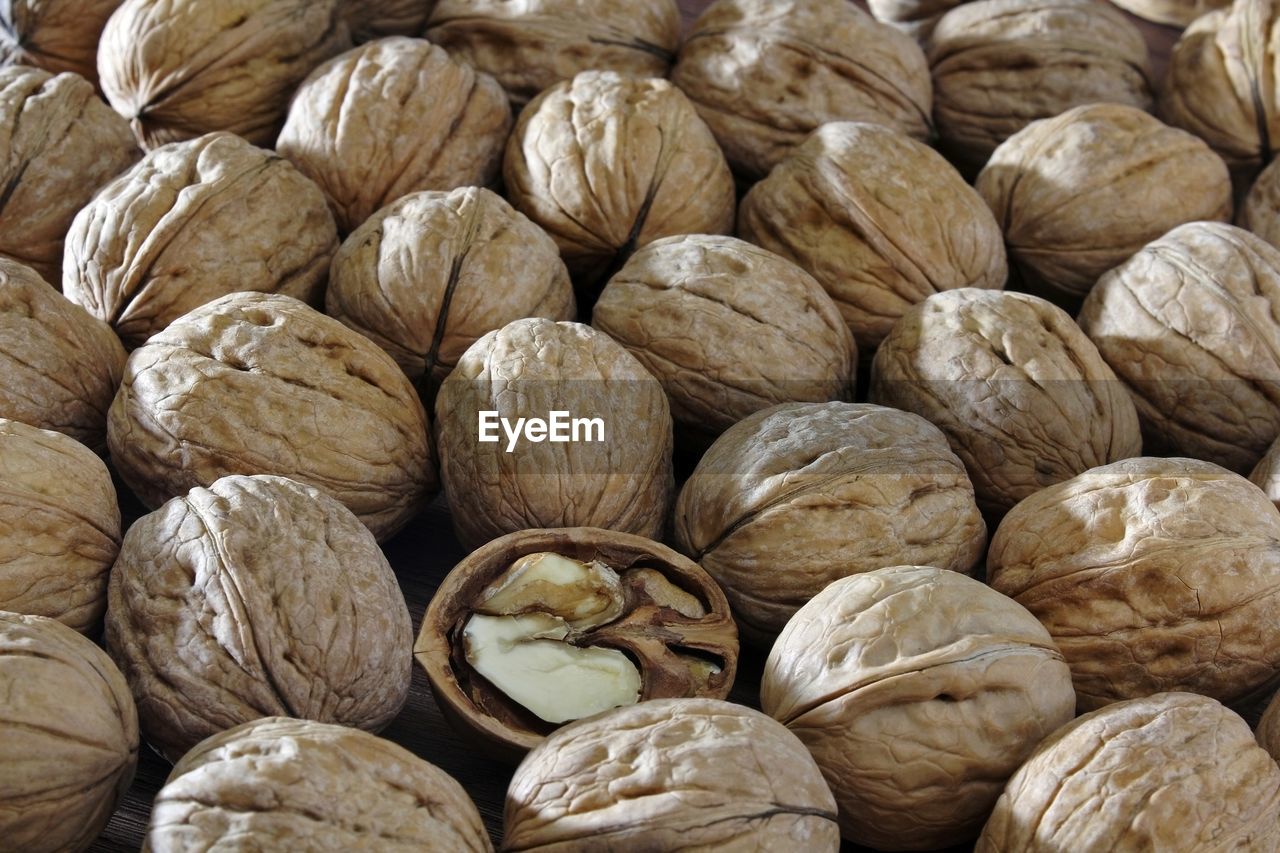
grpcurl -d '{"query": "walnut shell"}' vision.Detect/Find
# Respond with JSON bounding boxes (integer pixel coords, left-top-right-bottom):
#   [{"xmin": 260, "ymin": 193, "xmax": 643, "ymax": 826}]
[
  {"xmin": 98, "ymin": 0, "xmax": 351, "ymax": 149},
  {"xmin": 0, "ymin": 0, "xmax": 123, "ymax": 85},
  {"xmin": 0, "ymin": 419, "xmax": 120, "ymax": 634},
  {"xmin": 434, "ymin": 317, "xmax": 673, "ymax": 550},
  {"xmin": 871, "ymin": 288, "xmax": 1141, "ymax": 515},
  {"xmin": 62, "ymin": 132, "xmax": 338, "ymax": 349},
  {"xmin": 145, "ymin": 717, "xmax": 490, "ymax": 852},
  {"xmin": 672, "ymin": 0, "xmax": 933, "ymax": 180},
  {"xmin": 1259, "ymin": 690, "xmax": 1280, "ymax": 761},
  {"xmin": 0, "ymin": 611, "xmax": 138, "ymax": 853},
  {"xmin": 1078, "ymin": 222, "xmax": 1280, "ymax": 474},
  {"xmin": 739, "ymin": 122, "xmax": 1007, "ymax": 352},
  {"xmin": 761, "ymin": 566, "xmax": 1076, "ymax": 850},
  {"xmin": 339, "ymin": 0, "xmax": 434, "ymax": 42},
  {"xmin": 326, "ymin": 187, "xmax": 575, "ymax": 397},
  {"xmin": 591, "ymin": 235, "xmax": 856, "ymax": 445},
  {"xmin": 503, "ymin": 71, "xmax": 735, "ymax": 297},
  {"xmin": 277, "ymin": 38, "xmax": 512, "ymax": 235},
  {"xmin": 975, "ymin": 103, "xmax": 1232, "ymax": 300},
  {"xmin": 867, "ymin": 0, "xmax": 969, "ymax": 38},
  {"xmin": 503, "ymin": 698, "xmax": 839, "ymax": 850},
  {"xmin": 107, "ymin": 291, "xmax": 435, "ymax": 542},
  {"xmin": 1107, "ymin": 0, "xmax": 1230, "ymax": 25},
  {"xmin": 105, "ymin": 474, "xmax": 412, "ymax": 762},
  {"xmin": 1243, "ymin": 157, "xmax": 1280, "ymax": 251},
  {"xmin": 425, "ymin": 0, "xmax": 680, "ymax": 109},
  {"xmin": 1251, "ymin": 434, "xmax": 1280, "ymax": 507},
  {"xmin": 988, "ymin": 456, "xmax": 1280, "ymax": 711},
  {"xmin": 0, "ymin": 258, "xmax": 127, "ymax": 453},
  {"xmin": 674, "ymin": 402, "xmax": 987, "ymax": 645},
  {"xmin": 977, "ymin": 693, "xmax": 1280, "ymax": 851}
]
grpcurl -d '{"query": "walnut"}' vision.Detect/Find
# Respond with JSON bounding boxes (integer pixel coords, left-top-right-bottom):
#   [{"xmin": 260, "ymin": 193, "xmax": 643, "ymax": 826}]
[
  {"xmin": 62, "ymin": 132, "xmax": 338, "ymax": 350},
  {"xmin": 871, "ymin": 288, "xmax": 1141, "ymax": 515},
  {"xmin": 761, "ymin": 566, "xmax": 1076, "ymax": 850},
  {"xmin": 503, "ymin": 71, "xmax": 735, "ymax": 299},
  {"xmin": 739, "ymin": 122, "xmax": 1006, "ymax": 352},
  {"xmin": 978, "ymin": 693, "xmax": 1280, "ymax": 851},
  {"xmin": 425, "ymin": 0, "xmax": 680, "ymax": 109},
  {"xmin": 0, "ymin": 419, "xmax": 119, "ymax": 634},
  {"xmin": 339, "ymin": 0, "xmax": 433, "ymax": 42},
  {"xmin": 106, "ymin": 474, "xmax": 412, "ymax": 762},
  {"xmin": 866, "ymin": 0, "xmax": 968, "ymax": 38},
  {"xmin": 975, "ymin": 103, "xmax": 1232, "ymax": 301},
  {"xmin": 107, "ymin": 292, "xmax": 435, "ymax": 542},
  {"xmin": 1259, "ymin": 690, "xmax": 1280, "ymax": 761},
  {"xmin": 0, "ymin": 67, "xmax": 140, "ymax": 283},
  {"xmin": 146, "ymin": 717, "xmax": 490, "ymax": 852},
  {"xmin": 1251, "ymin": 435, "xmax": 1280, "ymax": 508},
  {"xmin": 672, "ymin": 0, "xmax": 933, "ymax": 180},
  {"xmin": 0, "ymin": 0, "xmax": 123, "ymax": 85},
  {"xmin": 1078, "ymin": 222, "xmax": 1280, "ymax": 474},
  {"xmin": 503, "ymin": 698, "xmax": 839, "ymax": 849},
  {"xmin": 988, "ymin": 456, "xmax": 1280, "ymax": 711},
  {"xmin": 98, "ymin": 0, "xmax": 351, "ymax": 149},
  {"xmin": 0, "ymin": 258, "xmax": 127, "ymax": 453},
  {"xmin": 434, "ymin": 317, "xmax": 673, "ymax": 550},
  {"xmin": 1107, "ymin": 0, "xmax": 1230, "ymax": 25},
  {"xmin": 927, "ymin": 0, "xmax": 1154, "ymax": 171},
  {"xmin": 415, "ymin": 527, "xmax": 738, "ymax": 760},
  {"xmin": 674, "ymin": 402, "xmax": 987, "ymax": 645},
  {"xmin": 0, "ymin": 611, "xmax": 138, "ymax": 853},
  {"xmin": 1243, "ymin": 158, "xmax": 1280, "ymax": 251},
  {"xmin": 277, "ymin": 38, "xmax": 511, "ymax": 235}
]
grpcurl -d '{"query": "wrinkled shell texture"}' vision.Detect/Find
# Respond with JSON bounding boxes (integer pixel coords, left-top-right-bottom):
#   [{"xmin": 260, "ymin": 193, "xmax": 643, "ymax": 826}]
[
  {"xmin": 326, "ymin": 187, "xmax": 574, "ymax": 390},
  {"xmin": 426, "ymin": 0, "xmax": 680, "ymax": 108},
  {"xmin": 436, "ymin": 318, "xmax": 673, "ymax": 551},
  {"xmin": 339, "ymin": 0, "xmax": 434, "ymax": 42},
  {"xmin": 0, "ymin": 257, "xmax": 127, "ymax": 452},
  {"xmin": 761, "ymin": 566, "xmax": 1075, "ymax": 850},
  {"xmin": 591, "ymin": 235, "xmax": 856, "ymax": 442},
  {"xmin": 977, "ymin": 693, "xmax": 1280, "ymax": 851},
  {"xmin": 988, "ymin": 457, "xmax": 1280, "ymax": 710},
  {"xmin": 105, "ymin": 475, "xmax": 412, "ymax": 762},
  {"xmin": 674, "ymin": 402, "xmax": 987, "ymax": 644},
  {"xmin": 1251, "ymin": 433, "xmax": 1280, "ymax": 507},
  {"xmin": 739, "ymin": 122, "xmax": 1006, "ymax": 351},
  {"xmin": 145, "ymin": 717, "xmax": 490, "ymax": 852},
  {"xmin": 0, "ymin": 0, "xmax": 123, "ymax": 83},
  {"xmin": 503, "ymin": 698, "xmax": 839, "ymax": 851},
  {"xmin": 98, "ymin": 0, "xmax": 351, "ymax": 148},
  {"xmin": 1244, "ymin": 158, "xmax": 1280, "ymax": 251},
  {"xmin": 928, "ymin": 0, "xmax": 1154, "ymax": 168},
  {"xmin": 107, "ymin": 292, "xmax": 434, "ymax": 542},
  {"xmin": 0, "ymin": 419, "xmax": 120, "ymax": 634},
  {"xmin": 0, "ymin": 67, "xmax": 140, "ymax": 283},
  {"xmin": 871, "ymin": 288, "xmax": 1141, "ymax": 515},
  {"xmin": 63, "ymin": 132, "xmax": 338, "ymax": 349},
  {"xmin": 504, "ymin": 71, "xmax": 736, "ymax": 288},
  {"xmin": 1108, "ymin": 0, "xmax": 1230, "ymax": 25},
  {"xmin": 672, "ymin": 0, "xmax": 933, "ymax": 180},
  {"xmin": 277, "ymin": 38, "xmax": 512, "ymax": 235},
  {"xmin": 0, "ymin": 612, "xmax": 138, "ymax": 853},
  {"xmin": 976, "ymin": 103, "xmax": 1232, "ymax": 299},
  {"xmin": 1078, "ymin": 222, "xmax": 1280, "ymax": 474}
]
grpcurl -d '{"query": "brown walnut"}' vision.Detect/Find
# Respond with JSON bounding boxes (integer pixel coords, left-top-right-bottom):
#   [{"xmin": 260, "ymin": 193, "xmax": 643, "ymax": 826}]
[{"xmin": 0, "ymin": 0, "xmax": 123, "ymax": 85}]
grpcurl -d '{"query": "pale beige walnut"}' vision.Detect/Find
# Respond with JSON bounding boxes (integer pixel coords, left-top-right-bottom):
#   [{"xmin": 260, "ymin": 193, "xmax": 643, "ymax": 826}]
[
  {"xmin": 0, "ymin": 0, "xmax": 123, "ymax": 85},
  {"xmin": 339, "ymin": 0, "xmax": 434, "ymax": 42},
  {"xmin": 426, "ymin": 0, "xmax": 680, "ymax": 109},
  {"xmin": 503, "ymin": 698, "xmax": 839, "ymax": 851},
  {"xmin": 0, "ymin": 419, "xmax": 119, "ymax": 634},
  {"xmin": 504, "ymin": 71, "xmax": 735, "ymax": 295},
  {"xmin": 591, "ymin": 236, "xmax": 856, "ymax": 446},
  {"xmin": 871, "ymin": 288, "xmax": 1141, "ymax": 515},
  {"xmin": 867, "ymin": 0, "xmax": 969, "ymax": 38},
  {"xmin": 326, "ymin": 187, "xmax": 574, "ymax": 398},
  {"xmin": 739, "ymin": 122, "xmax": 1006, "ymax": 352},
  {"xmin": 0, "ymin": 67, "xmax": 140, "ymax": 283},
  {"xmin": 63, "ymin": 132, "xmax": 338, "ymax": 349},
  {"xmin": 145, "ymin": 717, "xmax": 490, "ymax": 852},
  {"xmin": 1079, "ymin": 222, "xmax": 1280, "ymax": 475},
  {"xmin": 762, "ymin": 566, "xmax": 1076, "ymax": 851},
  {"xmin": 0, "ymin": 611, "xmax": 138, "ymax": 853},
  {"xmin": 277, "ymin": 38, "xmax": 511, "ymax": 235},
  {"xmin": 106, "ymin": 474, "xmax": 412, "ymax": 762},
  {"xmin": 435, "ymin": 318, "xmax": 673, "ymax": 551},
  {"xmin": 1107, "ymin": 0, "xmax": 1230, "ymax": 25},
  {"xmin": 107, "ymin": 292, "xmax": 434, "ymax": 542},
  {"xmin": 976, "ymin": 103, "xmax": 1232, "ymax": 300},
  {"xmin": 978, "ymin": 693, "xmax": 1280, "ymax": 851},
  {"xmin": 1244, "ymin": 158, "xmax": 1280, "ymax": 250},
  {"xmin": 988, "ymin": 456, "xmax": 1280, "ymax": 711},
  {"xmin": 0, "ymin": 258, "xmax": 127, "ymax": 453},
  {"xmin": 928, "ymin": 0, "xmax": 1154, "ymax": 171},
  {"xmin": 674, "ymin": 402, "xmax": 987, "ymax": 645},
  {"xmin": 98, "ymin": 0, "xmax": 351, "ymax": 149}
]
